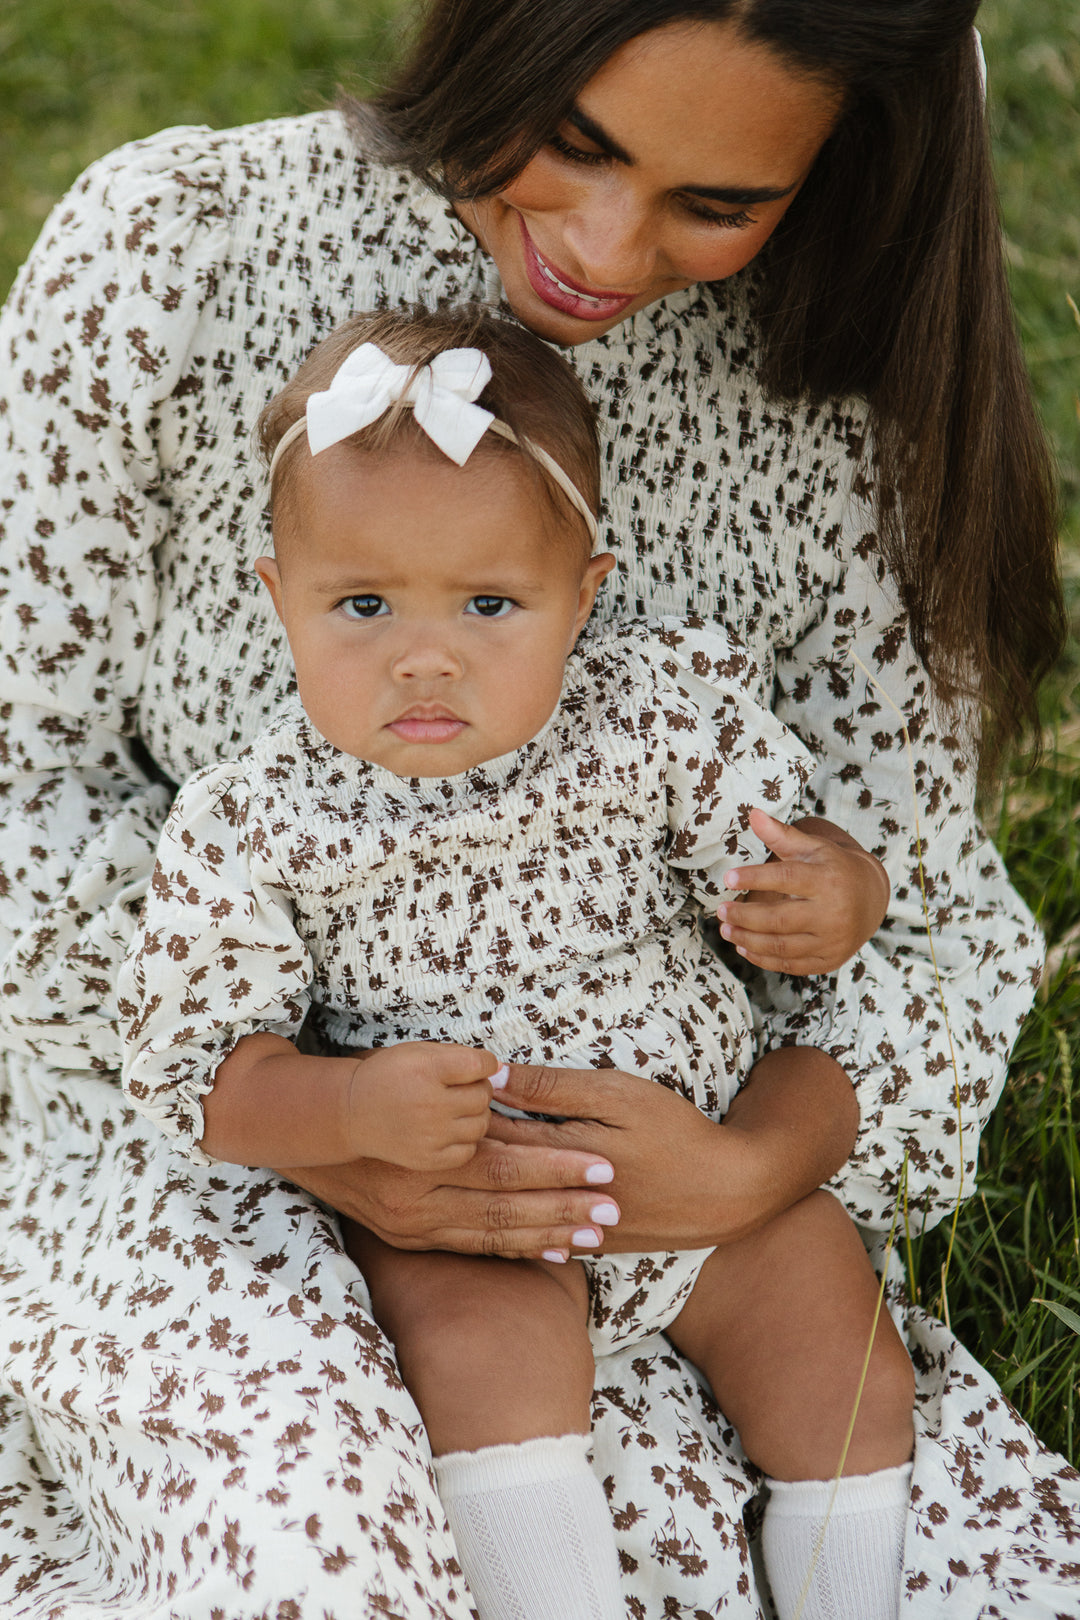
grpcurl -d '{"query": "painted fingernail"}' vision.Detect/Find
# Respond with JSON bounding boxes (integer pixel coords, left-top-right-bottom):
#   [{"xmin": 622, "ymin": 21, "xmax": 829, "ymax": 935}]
[
  {"xmin": 542, "ymin": 1250, "xmax": 568, "ymax": 1264},
  {"xmin": 589, "ymin": 1203, "xmax": 619, "ymax": 1225},
  {"xmin": 490, "ymin": 1064, "xmax": 509, "ymax": 1089},
  {"xmin": 572, "ymin": 1229, "xmax": 602, "ymax": 1248},
  {"xmin": 585, "ymin": 1163, "xmax": 614, "ymax": 1184}
]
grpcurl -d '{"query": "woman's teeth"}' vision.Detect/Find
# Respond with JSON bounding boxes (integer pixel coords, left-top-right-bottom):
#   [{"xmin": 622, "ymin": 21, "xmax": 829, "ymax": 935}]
[{"xmin": 536, "ymin": 252, "xmax": 610, "ymax": 307}]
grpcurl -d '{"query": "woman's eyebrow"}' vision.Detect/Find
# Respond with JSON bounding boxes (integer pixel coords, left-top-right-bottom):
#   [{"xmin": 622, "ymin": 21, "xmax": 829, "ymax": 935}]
[{"xmin": 566, "ymin": 106, "xmax": 799, "ymax": 206}]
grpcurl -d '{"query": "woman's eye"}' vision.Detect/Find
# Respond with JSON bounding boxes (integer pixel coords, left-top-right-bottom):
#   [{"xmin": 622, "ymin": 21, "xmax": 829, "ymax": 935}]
[
  {"xmin": 466, "ymin": 595, "xmax": 515, "ymax": 619},
  {"xmin": 547, "ymin": 129, "xmax": 607, "ymax": 168},
  {"xmin": 680, "ymin": 198, "xmax": 755, "ymax": 231},
  {"xmin": 340, "ymin": 595, "xmax": 388, "ymax": 619}
]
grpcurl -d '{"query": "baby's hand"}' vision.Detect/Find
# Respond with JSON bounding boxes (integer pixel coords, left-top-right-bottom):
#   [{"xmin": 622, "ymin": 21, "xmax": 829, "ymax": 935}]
[
  {"xmin": 716, "ymin": 809, "xmax": 890, "ymax": 976},
  {"xmin": 347, "ymin": 1041, "xmax": 507, "ymax": 1172}
]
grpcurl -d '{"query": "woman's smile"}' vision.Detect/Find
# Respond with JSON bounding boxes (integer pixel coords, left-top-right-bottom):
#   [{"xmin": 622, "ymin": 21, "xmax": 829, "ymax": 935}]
[{"xmin": 518, "ymin": 216, "xmax": 637, "ymax": 322}]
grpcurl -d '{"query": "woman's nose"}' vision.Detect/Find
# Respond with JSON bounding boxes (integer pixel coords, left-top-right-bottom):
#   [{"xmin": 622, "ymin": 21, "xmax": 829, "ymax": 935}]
[{"xmin": 560, "ymin": 185, "xmax": 657, "ymax": 292}]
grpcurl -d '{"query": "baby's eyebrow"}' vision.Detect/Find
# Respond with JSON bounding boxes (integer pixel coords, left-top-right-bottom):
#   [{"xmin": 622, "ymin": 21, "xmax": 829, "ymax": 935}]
[{"xmin": 309, "ymin": 575, "xmax": 387, "ymax": 594}]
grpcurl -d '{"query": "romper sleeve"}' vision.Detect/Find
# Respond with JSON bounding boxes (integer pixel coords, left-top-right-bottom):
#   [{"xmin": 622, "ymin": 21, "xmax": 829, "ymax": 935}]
[
  {"xmin": 640, "ymin": 617, "xmax": 814, "ymax": 898},
  {"xmin": 118, "ymin": 763, "xmax": 312, "ymax": 1165},
  {"xmin": 763, "ymin": 483, "xmax": 1043, "ymax": 1233},
  {"xmin": 0, "ymin": 128, "xmax": 229, "ymax": 1072}
]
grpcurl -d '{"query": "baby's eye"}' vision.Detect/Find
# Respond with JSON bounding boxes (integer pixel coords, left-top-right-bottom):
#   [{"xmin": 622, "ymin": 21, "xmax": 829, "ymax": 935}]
[
  {"xmin": 339, "ymin": 595, "xmax": 388, "ymax": 619},
  {"xmin": 465, "ymin": 595, "xmax": 516, "ymax": 619}
]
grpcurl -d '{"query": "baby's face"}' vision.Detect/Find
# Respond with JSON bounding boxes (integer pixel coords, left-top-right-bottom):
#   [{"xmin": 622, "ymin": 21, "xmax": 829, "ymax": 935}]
[{"xmin": 256, "ymin": 441, "xmax": 613, "ymax": 776}]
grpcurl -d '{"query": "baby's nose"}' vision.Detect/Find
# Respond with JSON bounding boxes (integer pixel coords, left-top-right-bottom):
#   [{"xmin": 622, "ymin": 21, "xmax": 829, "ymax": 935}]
[{"xmin": 390, "ymin": 631, "xmax": 464, "ymax": 680}]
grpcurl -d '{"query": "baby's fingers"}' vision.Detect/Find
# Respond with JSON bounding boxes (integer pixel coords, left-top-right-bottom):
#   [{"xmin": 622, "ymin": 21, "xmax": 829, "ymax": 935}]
[
  {"xmin": 718, "ymin": 898, "xmax": 805, "ymax": 939},
  {"xmin": 724, "ymin": 930, "xmax": 835, "ymax": 975},
  {"xmin": 724, "ymin": 859, "xmax": 823, "ymax": 897}
]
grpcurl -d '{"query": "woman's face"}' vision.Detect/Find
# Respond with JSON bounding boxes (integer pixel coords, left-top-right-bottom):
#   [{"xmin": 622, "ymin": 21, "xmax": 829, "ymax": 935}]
[{"xmin": 457, "ymin": 20, "xmax": 843, "ymax": 345}]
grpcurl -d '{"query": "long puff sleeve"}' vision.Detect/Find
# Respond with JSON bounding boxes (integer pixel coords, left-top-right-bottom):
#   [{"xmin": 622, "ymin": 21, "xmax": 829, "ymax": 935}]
[
  {"xmin": 644, "ymin": 617, "xmax": 814, "ymax": 896},
  {"xmin": 118, "ymin": 764, "xmax": 312, "ymax": 1165},
  {"xmin": 0, "ymin": 129, "xmax": 229, "ymax": 1070},
  {"xmin": 765, "ymin": 529, "xmax": 1042, "ymax": 1232}
]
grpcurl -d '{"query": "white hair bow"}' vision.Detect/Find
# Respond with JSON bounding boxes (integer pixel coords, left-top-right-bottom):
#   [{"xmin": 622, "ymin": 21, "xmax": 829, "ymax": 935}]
[{"xmin": 305, "ymin": 342, "xmax": 496, "ymax": 467}]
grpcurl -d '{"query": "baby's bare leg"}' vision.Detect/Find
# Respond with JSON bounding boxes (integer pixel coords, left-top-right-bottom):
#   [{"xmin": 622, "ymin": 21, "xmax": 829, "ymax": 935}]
[
  {"xmin": 344, "ymin": 1220, "xmax": 592, "ymax": 1454},
  {"xmin": 666, "ymin": 1189, "xmax": 914, "ymax": 1620},
  {"xmin": 666, "ymin": 1187, "xmax": 913, "ymax": 1479},
  {"xmin": 344, "ymin": 1222, "xmax": 620, "ymax": 1620}
]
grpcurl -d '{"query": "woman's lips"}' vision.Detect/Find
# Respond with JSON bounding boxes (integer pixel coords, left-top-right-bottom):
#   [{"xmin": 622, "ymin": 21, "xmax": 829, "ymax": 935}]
[{"xmin": 518, "ymin": 217, "xmax": 636, "ymax": 322}]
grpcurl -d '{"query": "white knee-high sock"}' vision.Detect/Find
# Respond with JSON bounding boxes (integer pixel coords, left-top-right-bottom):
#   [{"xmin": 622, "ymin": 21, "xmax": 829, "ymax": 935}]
[
  {"xmin": 761, "ymin": 1461, "xmax": 912, "ymax": 1620},
  {"xmin": 433, "ymin": 1433, "xmax": 623, "ymax": 1620}
]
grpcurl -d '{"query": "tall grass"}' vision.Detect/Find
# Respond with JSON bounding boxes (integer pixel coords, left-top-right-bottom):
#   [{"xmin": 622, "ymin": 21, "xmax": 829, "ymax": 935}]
[{"xmin": 1, "ymin": 0, "xmax": 1078, "ymax": 1462}]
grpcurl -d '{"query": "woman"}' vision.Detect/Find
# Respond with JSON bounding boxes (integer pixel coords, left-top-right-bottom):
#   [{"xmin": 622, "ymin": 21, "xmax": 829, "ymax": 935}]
[{"xmin": 0, "ymin": 2, "xmax": 1074, "ymax": 1616}]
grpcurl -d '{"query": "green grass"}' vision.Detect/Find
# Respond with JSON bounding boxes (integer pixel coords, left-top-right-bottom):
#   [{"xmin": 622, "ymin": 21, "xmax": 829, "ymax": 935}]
[
  {"xmin": 1, "ymin": 0, "xmax": 1078, "ymax": 1464},
  {"xmin": 0, "ymin": 0, "xmax": 406, "ymax": 291}
]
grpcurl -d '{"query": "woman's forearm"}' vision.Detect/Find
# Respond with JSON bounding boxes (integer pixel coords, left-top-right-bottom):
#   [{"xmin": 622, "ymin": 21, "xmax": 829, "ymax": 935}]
[{"xmin": 201, "ymin": 1032, "xmax": 359, "ymax": 1166}]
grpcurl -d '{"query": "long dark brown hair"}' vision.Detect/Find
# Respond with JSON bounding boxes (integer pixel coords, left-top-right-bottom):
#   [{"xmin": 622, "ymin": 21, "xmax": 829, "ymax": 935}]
[{"xmin": 352, "ymin": 0, "xmax": 1064, "ymax": 775}]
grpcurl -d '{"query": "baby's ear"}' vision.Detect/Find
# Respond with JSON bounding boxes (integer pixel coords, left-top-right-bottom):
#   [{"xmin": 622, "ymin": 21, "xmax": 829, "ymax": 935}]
[
  {"xmin": 574, "ymin": 551, "xmax": 616, "ymax": 633},
  {"xmin": 253, "ymin": 556, "xmax": 285, "ymax": 623}
]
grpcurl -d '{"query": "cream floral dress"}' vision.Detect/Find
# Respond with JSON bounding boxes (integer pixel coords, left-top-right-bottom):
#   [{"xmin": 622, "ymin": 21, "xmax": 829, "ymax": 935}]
[
  {"xmin": 120, "ymin": 617, "xmax": 811, "ymax": 1355},
  {"xmin": 0, "ymin": 113, "xmax": 1077, "ymax": 1618}
]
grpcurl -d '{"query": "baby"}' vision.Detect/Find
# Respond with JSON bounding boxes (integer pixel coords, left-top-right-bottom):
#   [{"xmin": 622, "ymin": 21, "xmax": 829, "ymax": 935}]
[{"xmin": 120, "ymin": 306, "xmax": 914, "ymax": 1620}]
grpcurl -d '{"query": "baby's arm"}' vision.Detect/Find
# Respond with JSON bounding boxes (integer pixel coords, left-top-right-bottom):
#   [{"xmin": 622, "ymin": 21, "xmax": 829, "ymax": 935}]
[
  {"xmin": 202, "ymin": 1032, "xmax": 506, "ymax": 1171},
  {"xmin": 716, "ymin": 807, "xmax": 890, "ymax": 976},
  {"xmin": 119, "ymin": 758, "xmax": 503, "ymax": 1173}
]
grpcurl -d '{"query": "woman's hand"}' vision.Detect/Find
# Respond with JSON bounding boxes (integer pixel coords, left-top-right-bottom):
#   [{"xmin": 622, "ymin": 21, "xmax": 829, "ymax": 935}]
[
  {"xmin": 273, "ymin": 1138, "xmax": 619, "ymax": 1258},
  {"xmin": 716, "ymin": 809, "xmax": 890, "ymax": 975},
  {"xmin": 484, "ymin": 1045, "xmax": 860, "ymax": 1257}
]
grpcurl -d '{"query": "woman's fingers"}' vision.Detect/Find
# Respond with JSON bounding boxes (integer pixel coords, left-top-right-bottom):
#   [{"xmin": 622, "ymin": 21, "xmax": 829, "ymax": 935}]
[
  {"xmin": 484, "ymin": 1108, "xmax": 602, "ymax": 1153},
  {"xmin": 458, "ymin": 1135, "xmax": 616, "ymax": 1192},
  {"xmin": 277, "ymin": 1154, "xmax": 618, "ymax": 1258},
  {"xmin": 374, "ymin": 1180, "xmax": 618, "ymax": 1258},
  {"xmin": 495, "ymin": 1060, "xmax": 623, "ymax": 1121}
]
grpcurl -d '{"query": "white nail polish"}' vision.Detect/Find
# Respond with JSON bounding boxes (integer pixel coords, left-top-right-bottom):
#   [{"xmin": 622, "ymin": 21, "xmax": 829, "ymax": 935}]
[
  {"xmin": 590, "ymin": 1203, "xmax": 619, "ymax": 1225},
  {"xmin": 585, "ymin": 1163, "xmax": 614, "ymax": 1184},
  {"xmin": 542, "ymin": 1250, "xmax": 567, "ymax": 1263},
  {"xmin": 572, "ymin": 1229, "xmax": 601, "ymax": 1248},
  {"xmin": 490, "ymin": 1063, "xmax": 509, "ymax": 1089}
]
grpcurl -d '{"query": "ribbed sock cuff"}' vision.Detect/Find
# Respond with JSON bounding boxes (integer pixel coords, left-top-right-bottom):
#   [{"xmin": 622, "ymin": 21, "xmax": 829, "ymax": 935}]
[
  {"xmin": 434, "ymin": 1432, "xmax": 592, "ymax": 1499},
  {"xmin": 766, "ymin": 1460, "xmax": 913, "ymax": 1518}
]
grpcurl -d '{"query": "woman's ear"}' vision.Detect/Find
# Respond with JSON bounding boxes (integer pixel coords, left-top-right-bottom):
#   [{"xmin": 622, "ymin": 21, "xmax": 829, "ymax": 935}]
[
  {"xmin": 572, "ymin": 551, "xmax": 616, "ymax": 639},
  {"xmin": 253, "ymin": 556, "xmax": 286, "ymax": 624}
]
